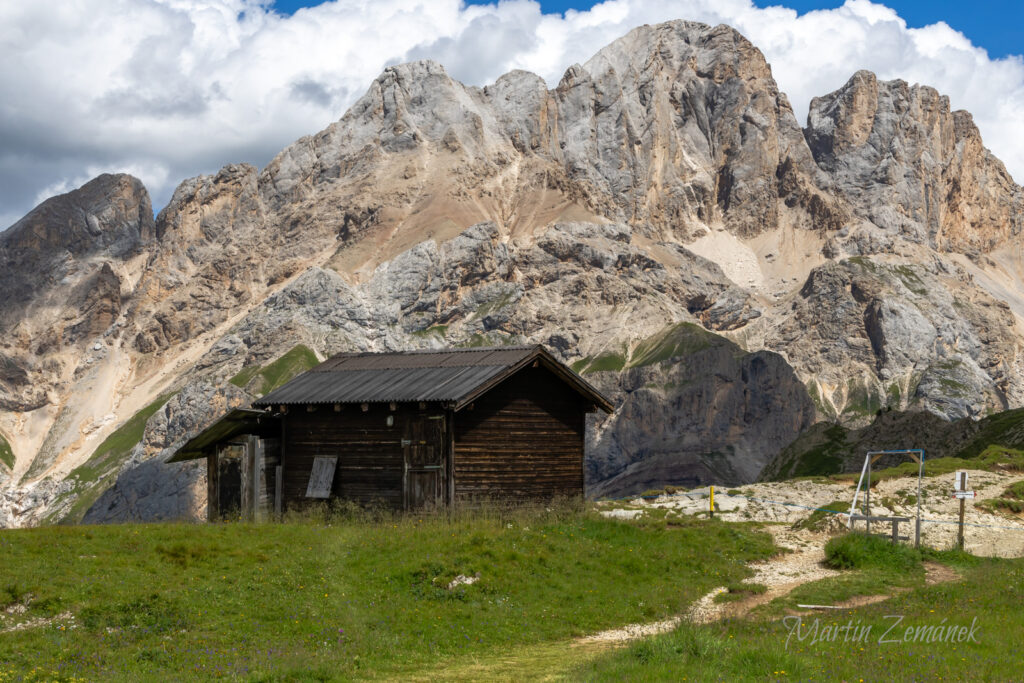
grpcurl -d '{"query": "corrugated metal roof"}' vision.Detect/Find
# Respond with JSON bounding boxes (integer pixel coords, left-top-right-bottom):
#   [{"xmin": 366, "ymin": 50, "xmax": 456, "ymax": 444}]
[
  {"xmin": 254, "ymin": 364, "xmax": 510, "ymax": 405},
  {"xmin": 254, "ymin": 346, "xmax": 536, "ymax": 406},
  {"xmin": 309, "ymin": 346, "xmax": 538, "ymax": 372},
  {"xmin": 253, "ymin": 345, "xmax": 613, "ymax": 412}
]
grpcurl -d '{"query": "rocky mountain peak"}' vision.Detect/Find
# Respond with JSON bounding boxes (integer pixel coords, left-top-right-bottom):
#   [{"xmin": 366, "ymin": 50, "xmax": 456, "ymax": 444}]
[
  {"xmin": 806, "ymin": 70, "xmax": 1023, "ymax": 253},
  {"xmin": 342, "ymin": 58, "xmax": 497, "ymax": 150},
  {"xmin": 583, "ymin": 21, "xmax": 772, "ymax": 86},
  {"xmin": 0, "ymin": 173, "xmax": 152, "ymax": 420},
  {"xmin": 1, "ymin": 173, "xmax": 152, "ymax": 258},
  {"xmin": 0, "ymin": 173, "xmax": 151, "ymax": 333}
]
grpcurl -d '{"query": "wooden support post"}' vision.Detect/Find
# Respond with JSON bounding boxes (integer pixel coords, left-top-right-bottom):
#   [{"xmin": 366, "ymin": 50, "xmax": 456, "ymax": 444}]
[
  {"xmin": 275, "ymin": 465, "xmax": 283, "ymax": 518},
  {"xmin": 207, "ymin": 448, "xmax": 220, "ymax": 522},
  {"xmin": 891, "ymin": 519, "xmax": 899, "ymax": 545},
  {"xmin": 280, "ymin": 413, "xmax": 287, "ymax": 517},
  {"xmin": 241, "ymin": 436, "xmax": 256, "ymax": 522},
  {"xmin": 446, "ymin": 407, "xmax": 455, "ymax": 509},
  {"xmin": 915, "ymin": 452, "xmax": 923, "ymax": 548},
  {"xmin": 254, "ymin": 438, "xmax": 265, "ymax": 523},
  {"xmin": 866, "ymin": 457, "xmax": 871, "ymax": 536},
  {"xmin": 958, "ymin": 497, "xmax": 966, "ymax": 550}
]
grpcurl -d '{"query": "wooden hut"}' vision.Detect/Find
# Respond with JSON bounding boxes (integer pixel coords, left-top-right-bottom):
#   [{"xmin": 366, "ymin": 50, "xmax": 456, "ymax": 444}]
[{"xmin": 169, "ymin": 345, "xmax": 613, "ymax": 519}]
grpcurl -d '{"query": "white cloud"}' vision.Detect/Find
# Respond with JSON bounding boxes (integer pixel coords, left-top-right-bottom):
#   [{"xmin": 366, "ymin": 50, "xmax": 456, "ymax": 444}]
[{"xmin": 1, "ymin": 0, "xmax": 1022, "ymax": 230}]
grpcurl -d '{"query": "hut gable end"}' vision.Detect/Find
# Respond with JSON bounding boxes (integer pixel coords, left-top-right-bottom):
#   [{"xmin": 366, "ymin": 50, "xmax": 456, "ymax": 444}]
[{"xmin": 454, "ymin": 365, "xmax": 586, "ymax": 502}]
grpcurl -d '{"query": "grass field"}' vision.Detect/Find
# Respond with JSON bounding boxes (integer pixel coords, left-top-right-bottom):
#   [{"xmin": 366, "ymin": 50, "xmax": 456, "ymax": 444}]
[
  {"xmin": 4, "ymin": 506, "xmax": 1021, "ymax": 682},
  {"xmin": 0, "ymin": 507, "xmax": 775, "ymax": 681}
]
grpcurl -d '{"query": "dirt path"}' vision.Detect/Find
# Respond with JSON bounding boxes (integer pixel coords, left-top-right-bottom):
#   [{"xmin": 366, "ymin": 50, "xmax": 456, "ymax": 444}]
[
  {"xmin": 577, "ymin": 524, "xmax": 966, "ymax": 646},
  {"xmin": 578, "ymin": 524, "xmax": 840, "ymax": 644},
  {"xmin": 924, "ymin": 561, "xmax": 960, "ymax": 584}
]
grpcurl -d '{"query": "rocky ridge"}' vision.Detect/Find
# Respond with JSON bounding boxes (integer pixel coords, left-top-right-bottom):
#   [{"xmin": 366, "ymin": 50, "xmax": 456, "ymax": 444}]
[{"xmin": 1, "ymin": 20, "xmax": 1023, "ymax": 522}]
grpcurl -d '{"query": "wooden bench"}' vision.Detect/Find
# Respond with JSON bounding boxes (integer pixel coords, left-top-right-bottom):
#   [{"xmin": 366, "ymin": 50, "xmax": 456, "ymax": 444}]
[{"xmin": 848, "ymin": 514, "xmax": 911, "ymax": 544}]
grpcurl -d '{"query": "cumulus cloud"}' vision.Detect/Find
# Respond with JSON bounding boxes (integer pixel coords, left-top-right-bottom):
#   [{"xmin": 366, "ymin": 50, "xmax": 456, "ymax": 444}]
[{"xmin": 1, "ymin": 0, "xmax": 1022, "ymax": 230}]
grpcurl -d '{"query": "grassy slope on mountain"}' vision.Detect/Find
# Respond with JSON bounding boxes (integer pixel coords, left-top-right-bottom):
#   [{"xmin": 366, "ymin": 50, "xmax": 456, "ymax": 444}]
[
  {"xmin": 572, "ymin": 322, "xmax": 732, "ymax": 375},
  {"xmin": 52, "ymin": 344, "xmax": 319, "ymax": 524},
  {"xmin": 44, "ymin": 394, "xmax": 176, "ymax": 525},
  {"xmin": 0, "ymin": 432, "xmax": 12, "ymax": 470},
  {"xmin": 229, "ymin": 344, "xmax": 320, "ymax": 396},
  {"xmin": 0, "ymin": 507, "xmax": 774, "ymax": 680}
]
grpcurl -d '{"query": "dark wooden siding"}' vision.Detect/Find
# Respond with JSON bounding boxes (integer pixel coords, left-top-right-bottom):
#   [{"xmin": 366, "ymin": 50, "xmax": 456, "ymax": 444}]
[
  {"xmin": 453, "ymin": 366, "xmax": 585, "ymax": 501},
  {"xmin": 283, "ymin": 407, "xmax": 406, "ymax": 509}
]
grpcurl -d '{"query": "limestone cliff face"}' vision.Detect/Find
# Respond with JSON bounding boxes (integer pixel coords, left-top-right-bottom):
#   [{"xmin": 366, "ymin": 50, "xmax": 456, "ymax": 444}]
[
  {"xmin": 562, "ymin": 22, "xmax": 844, "ymax": 239},
  {"xmin": 130, "ymin": 164, "xmax": 271, "ymax": 355},
  {"xmin": 2, "ymin": 20, "xmax": 1024, "ymax": 523},
  {"xmin": 756, "ymin": 256, "xmax": 1021, "ymax": 423},
  {"xmin": 806, "ymin": 70, "xmax": 1023, "ymax": 253}
]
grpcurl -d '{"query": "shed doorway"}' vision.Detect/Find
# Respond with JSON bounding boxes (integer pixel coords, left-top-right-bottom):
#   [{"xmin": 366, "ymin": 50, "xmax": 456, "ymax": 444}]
[
  {"xmin": 218, "ymin": 449, "xmax": 242, "ymax": 517},
  {"xmin": 403, "ymin": 414, "xmax": 446, "ymax": 511}
]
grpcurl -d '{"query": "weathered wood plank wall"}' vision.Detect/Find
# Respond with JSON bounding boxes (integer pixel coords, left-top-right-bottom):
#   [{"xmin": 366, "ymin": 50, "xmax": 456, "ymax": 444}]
[
  {"xmin": 453, "ymin": 366, "xmax": 585, "ymax": 501},
  {"xmin": 282, "ymin": 406, "xmax": 440, "ymax": 510}
]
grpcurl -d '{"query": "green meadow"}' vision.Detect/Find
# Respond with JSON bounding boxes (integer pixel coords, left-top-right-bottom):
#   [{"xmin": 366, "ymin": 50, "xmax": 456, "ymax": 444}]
[
  {"xmin": 1, "ymin": 505, "xmax": 1019, "ymax": 681},
  {"xmin": 0, "ymin": 506, "xmax": 772, "ymax": 681}
]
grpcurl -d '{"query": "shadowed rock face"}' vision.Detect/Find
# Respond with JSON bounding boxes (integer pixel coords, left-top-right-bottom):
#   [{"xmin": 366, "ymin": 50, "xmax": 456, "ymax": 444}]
[
  {"xmin": 0, "ymin": 174, "xmax": 152, "ymax": 412},
  {"xmin": 586, "ymin": 326, "xmax": 817, "ymax": 498},
  {"xmin": 1, "ymin": 174, "xmax": 153, "ymax": 262},
  {"xmin": 81, "ymin": 381, "xmax": 250, "ymax": 525},
  {"xmin": 3, "ymin": 20, "xmax": 1024, "ymax": 523}
]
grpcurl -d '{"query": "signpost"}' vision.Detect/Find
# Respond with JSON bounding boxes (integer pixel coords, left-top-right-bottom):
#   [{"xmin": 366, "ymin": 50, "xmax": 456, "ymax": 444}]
[{"xmin": 952, "ymin": 471, "xmax": 973, "ymax": 550}]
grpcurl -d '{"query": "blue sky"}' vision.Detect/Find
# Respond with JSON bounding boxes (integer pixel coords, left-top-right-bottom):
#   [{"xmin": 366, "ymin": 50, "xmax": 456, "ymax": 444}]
[{"xmin": 274, "ymin": 1, "xmax": 1023, "ymax": 58}]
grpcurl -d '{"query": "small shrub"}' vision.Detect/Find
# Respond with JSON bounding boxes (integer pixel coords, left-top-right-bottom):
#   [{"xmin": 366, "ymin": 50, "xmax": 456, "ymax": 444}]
[
  {"xmin": 1, "ymin": 583, "xmax": 29, "ymax": 606},
  {"xmin": 824, "ymin": 532, "xmax": 921, "ymax": 572},
  {"xmin": 981, "ymin": 498, "xmax": 1024, "ymax": 514},
  {"xmin": 1001, "ymin": 480, "xmax": 1024, "ymax": 500}
]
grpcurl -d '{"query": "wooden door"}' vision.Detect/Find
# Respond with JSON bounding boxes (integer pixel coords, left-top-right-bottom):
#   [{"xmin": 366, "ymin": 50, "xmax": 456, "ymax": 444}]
[{"xmin": 403, "ymin": 415, "xmax": 446, "ymax": 511}]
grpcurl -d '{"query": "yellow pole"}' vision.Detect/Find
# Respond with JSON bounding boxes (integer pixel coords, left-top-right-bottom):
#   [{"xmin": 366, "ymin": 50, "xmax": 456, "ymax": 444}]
[{"xmin": 710, "ymin": 485, "xmax": 714, "ymax": 518}]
